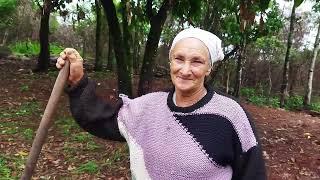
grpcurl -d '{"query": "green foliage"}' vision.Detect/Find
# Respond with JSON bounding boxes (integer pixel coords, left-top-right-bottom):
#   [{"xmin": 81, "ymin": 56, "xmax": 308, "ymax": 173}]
[
  {"xmin": 23, "ymin": 128, "xmax": 34, "ymax": 141},
  {"xmin": 0, "ymin": 0, "xmax": 17, "ymax": 29},
  {"xmin": 172, "ymin": 0, "xmax": 202, "ymax": 21},
  {"xmin": 240, "ymin": 87, "xmax": 280, "ymax": 108},
  {"xmin": 49, "ymin": 14, "xmax": 60, "ymax": 34},
  {"xmin": 262, "ymin": 1, "xmax": 284, "ymax": 36},
  {"xmin": 284, "ymin": 95, "xmax": 303, "ymax": 110},
  {"xmin": 86, "ymin": 141, "xmax": 100, "ymax": 151},
  {"xmin": 9, "ymin": 41, "xmax": 64, "ymax": 57},
  {"xmin": 0, "ymin": 0, "xmax": 16, "ymax": 14},
  {"xmin": 294, "ymin": 0, "xmax": 304, "ymax": 8},
  {"xmin": 72, "ymin": 132, "xmax": 93, "ymax": 143},
  {"xmin": 76, "ymin": 161, "xmax": 99, "ymax": 174},
  {"xmin": 310, "ymin": 102, "xmax": 320, "ymax": 112},
  {"xmin": 0, "ymin": 156, "xmax": 12, "ymax": 179},
  {"xmin": 15, "ymin": 101, "xmax": 40, "ymax": 116},
  {"xmin": 20, "ymin": 85, "xmax": 29, "ymax": 92},
  {"xmin": 0, "ymin": 101, "xmax": 40, "ymax": 118}
]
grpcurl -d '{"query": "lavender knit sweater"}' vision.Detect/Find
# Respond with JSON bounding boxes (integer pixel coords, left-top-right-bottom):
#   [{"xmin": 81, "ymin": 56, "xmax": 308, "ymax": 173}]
[{"xmin": 67, "ymin": 75, "xmax": 266, "ymax": 180}]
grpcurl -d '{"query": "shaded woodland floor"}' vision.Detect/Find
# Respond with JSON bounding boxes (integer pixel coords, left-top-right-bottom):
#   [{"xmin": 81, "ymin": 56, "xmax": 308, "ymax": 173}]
[{"xmin": 0, "ymin": 57, "xmax": 319, "ymax": 180}]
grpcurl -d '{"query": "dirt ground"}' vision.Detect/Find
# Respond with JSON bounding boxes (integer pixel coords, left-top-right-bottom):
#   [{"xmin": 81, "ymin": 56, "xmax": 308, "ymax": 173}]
[{"xmin": 0, "ymin": 57, "xmax": 319, "ymax": 180}]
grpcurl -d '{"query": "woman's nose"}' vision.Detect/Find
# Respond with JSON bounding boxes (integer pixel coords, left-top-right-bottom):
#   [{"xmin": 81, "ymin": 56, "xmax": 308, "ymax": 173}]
[{"xmin": 180, "ymin": 63, "xmax": 192, "ymax": 75}]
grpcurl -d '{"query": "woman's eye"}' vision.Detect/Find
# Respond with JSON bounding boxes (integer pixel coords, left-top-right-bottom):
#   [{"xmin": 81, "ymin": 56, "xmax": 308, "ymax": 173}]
[
  {"xmin": 174, "ymin": 58, "xmax": 184, "ymax": 63},
  {"xmin": 193, "ymin": 60, "xmax": 203, "ymax": 64}
]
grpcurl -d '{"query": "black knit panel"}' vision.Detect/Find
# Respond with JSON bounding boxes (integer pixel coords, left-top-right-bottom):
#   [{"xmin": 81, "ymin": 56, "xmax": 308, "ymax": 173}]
[{"xmin": 174, "ymin": 113, "xmax": 239, "ymax": 167}]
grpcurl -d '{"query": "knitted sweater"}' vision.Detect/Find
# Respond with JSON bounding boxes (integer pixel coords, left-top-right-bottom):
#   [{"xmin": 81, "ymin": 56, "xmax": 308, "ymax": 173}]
[{"xmin": 67, "ymin": 75, "xmax": 266, "ymax": 180}]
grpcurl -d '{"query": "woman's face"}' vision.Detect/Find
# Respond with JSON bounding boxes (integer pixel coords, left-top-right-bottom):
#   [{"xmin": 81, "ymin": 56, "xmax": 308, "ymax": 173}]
[{"xmin": 170, "ymin": 38, "xmax": 211, "ymax": 94}]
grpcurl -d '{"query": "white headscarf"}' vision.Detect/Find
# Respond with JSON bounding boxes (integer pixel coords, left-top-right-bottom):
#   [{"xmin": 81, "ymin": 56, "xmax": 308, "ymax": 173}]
[{"xmin": 170, "ymin": 28, "xmax": 224, "ymax": 66}]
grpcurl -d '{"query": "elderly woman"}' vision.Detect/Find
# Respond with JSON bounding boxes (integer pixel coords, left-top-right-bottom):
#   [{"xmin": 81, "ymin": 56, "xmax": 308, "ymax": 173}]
[{"xmin": 56, "ymin": 28, "xmax": 266, "ymax": 180}]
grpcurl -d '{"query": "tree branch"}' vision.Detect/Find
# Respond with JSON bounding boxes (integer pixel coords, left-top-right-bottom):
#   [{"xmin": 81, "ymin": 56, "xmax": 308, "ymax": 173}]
[
  {"xmin": 155, "ymin": 0, "xmax": 172, "ymax": 20},
  {"xmin": 146, "ymin": 0, "xmax": 154, "ymax": 19},
  {"xmin": 35, "ymin": 0, "xmax": 43, "ymax": 10},
  {"xmin": 222, "ymin": 45, "xmax": 239, "ymax": 61}
]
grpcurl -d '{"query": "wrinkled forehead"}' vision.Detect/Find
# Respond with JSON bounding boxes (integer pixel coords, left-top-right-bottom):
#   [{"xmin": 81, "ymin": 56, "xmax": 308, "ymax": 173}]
[{"xmin": 170, "ymin": 38, "xmax": 210, "ymax": 59}]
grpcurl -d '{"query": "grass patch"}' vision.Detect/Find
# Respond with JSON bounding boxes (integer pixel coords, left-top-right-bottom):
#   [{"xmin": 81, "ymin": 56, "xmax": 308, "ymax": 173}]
[
  {"xmin": 75, "ymin": 161, "xmax": 99, "ymax": 174},
  {"xmin": 241, "ymin": 87, "xmax": 280, "ymax": 108},
  {"xmin": 310, "ymin": 102, "xmax": 320, "ymax": 112},
  {"xmin": 0, "ymin": 156, "xmax": 12, "ymax": 179},
  {"xmin": 55, "ymin": 116, "xmax": 80, "ymax": 136},
  {"xmin": 0, "ymin": 154, "xmax": 25, "ymax": 179},
  {"xmin": 9, "ymin": 41, "xmax": 63, "ymax": 57},
  {"xmin": 0, "ymin": 101, "xmax": 41, "ymax": 119},
  {"xmin": 0, "ymin": 122, "xmax": 19, "ymax": 136},
  {"xmin": 85, "ymin": 141, "xmax": 101, "ymax": 151},
  {"xmin": 19, "ymin": 85, "xmax": 29, "ymax": 92},
  {"xmin": 72, "ymin": 132, "xmax": 93, "ymax": 143},
  {"xmin": 103, "ymin": 145, "xmax": 129, "ymax": 168},
  {"xmin": 22, "ymin": 128, "xmax": 34, "ymax": 141}
]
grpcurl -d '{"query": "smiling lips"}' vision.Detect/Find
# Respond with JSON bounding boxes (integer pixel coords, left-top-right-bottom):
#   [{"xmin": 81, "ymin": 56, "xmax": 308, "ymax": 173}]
[{"xmin": 176, "ymin": 76, "xmax": 193, "ymax": 81}]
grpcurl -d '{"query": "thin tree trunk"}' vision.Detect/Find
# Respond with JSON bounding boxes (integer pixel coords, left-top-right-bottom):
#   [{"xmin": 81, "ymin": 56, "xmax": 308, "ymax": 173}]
[
  {"xmin": 35, "ymin": 0, "xmax": 51, "ymax": 72},
  {"xmin": 107, "ymin": 30, "xmax": 114, "ymax": 71},
  {"xmin": 121, "ymin": 0, "xmax": 133, "ymax": 74},
  {"xmin": 267, "ymin": 61, "xmax": 272, "ymax": 102},
  {"xmin": 138, "ymin": 0, "xmax": 173, "ymax": 96},
  {"xmin": 304, "ymin": 20, "xmax": 320, "ymax": 107},
  {"xmin": 82, "ymin": 37, "xmax": 86, "ymax": 59},
  {"xmin": 1, "ymin": 29, "xmax": 8, "ymax": 46},
  {"xmin": 95, "ymin": 0, "xmax": 103, "ymax": 71},
  {"xmin": 233, "ymin": 39, "xmax": 246, "ymax": 98},
  {"xmin": 101, "ymin": 0, "xmax": 132, "ymax": 97},
  {"xmin": 280, "ymin": 4, "xmax": 296, "ymax": 107},
  {"xmin": 226, "ymin": 67, "xmax": 230, "ymax": 94}
]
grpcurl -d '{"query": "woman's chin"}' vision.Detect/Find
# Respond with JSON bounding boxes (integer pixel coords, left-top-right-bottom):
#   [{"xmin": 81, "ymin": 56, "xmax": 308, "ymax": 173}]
[{"xmin": 175, "ymin": 84, "xmax": 193, "ymax": 93}]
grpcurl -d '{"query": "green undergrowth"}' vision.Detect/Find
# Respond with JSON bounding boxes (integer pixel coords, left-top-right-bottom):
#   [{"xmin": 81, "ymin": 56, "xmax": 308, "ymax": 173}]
[
  {"xmin": 240, "ymin": 87, "xmax": 320, "ymax": 112},
  {"xmin": 9, "ymin": 41, "xmax": 63, "ymax": 57}
]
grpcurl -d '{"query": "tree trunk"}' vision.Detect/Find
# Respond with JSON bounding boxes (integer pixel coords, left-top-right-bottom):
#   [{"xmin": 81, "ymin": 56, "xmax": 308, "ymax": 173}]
[
  {"xmin": 1, "ymin": 29, "xmax": 8, "ymax": 46},
  {"xmin": 304, "ymin": 20, "xmax": 320, "ymax": 107},
  {"xmin": 107, "ymin": 30, "xmax": 114, "ymax": 71},
  {"xmin": 94, "ymin": 0, "xmax": 103, "ymax": 71},
  {"xmin": 233, "ymin": 39, "xmax": 246, "ymax": 98},
  {"xmin": 267, "ymin": 61, "xmax": 272, "ymax": 102},
  {"xmin": 121, "ymin": 0, "xmax": 133, "ymax": 74},
  {"xmin": 101, "ymin": 0, "xmax": 132, "ymax": 97},
  {"xmin": 35, "ymin": 0, "xmax": 51, "ymax": 72},
  {"xmin": 138, "ymin": 0, "xmax": 173, "ymax": 96},
  {"xmin": 280, "ymin": 4, "xmax": 296, "ymax": 107},
  {"xmin": 82, "ymin": 37, "xmax": 86, "ymax": 59},
  {"xmin": 226, "ymin": 66, "xmax": 230, "ymax": 94},
  {"xmin": 233, "ymin": 52, "xmax": 243, "ymax": 98}
]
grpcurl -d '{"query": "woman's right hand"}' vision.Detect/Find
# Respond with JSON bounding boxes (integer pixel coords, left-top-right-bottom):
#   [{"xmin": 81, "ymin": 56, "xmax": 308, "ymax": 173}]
[{"xmin": 56, "ymin": 48, "xmax": 84, "ymax": 86}]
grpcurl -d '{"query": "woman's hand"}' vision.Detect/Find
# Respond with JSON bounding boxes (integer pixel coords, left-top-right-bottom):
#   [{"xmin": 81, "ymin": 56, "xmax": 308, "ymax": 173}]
[{"xmin": 56, "ymin": 48, "xmax": 84, "ymax": 86}]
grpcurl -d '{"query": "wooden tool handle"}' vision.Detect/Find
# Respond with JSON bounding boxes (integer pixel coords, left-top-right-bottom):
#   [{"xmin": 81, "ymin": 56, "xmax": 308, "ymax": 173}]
[{"xmin": 21, "ymin": 61, "xmax": 70, "ymax": 180}]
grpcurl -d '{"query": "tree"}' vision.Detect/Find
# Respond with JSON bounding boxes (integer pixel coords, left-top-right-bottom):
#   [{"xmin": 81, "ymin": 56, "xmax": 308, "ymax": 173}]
[
  {"xmin": 0, "ymin": 0, "xmax": 17, "ymax": 45},
  {"xmin": 254, "ymin": 36, "xmax": 285, "ymax": 98},
  {"xmin": 94, "ymin": 0, "xmax": 103, "ymax": 71},
  {"xmin": 34, "ymin": 0, "xmax": 71, "ymax": 72},
  {"xmin": 304, "ymin": 18, "xmax": 320, "ymax": 107},
  {"xmin": 280, "ymin": 0, "xmax": 304, "ymax": 107},
  {"xmin": 137, "ymin": 0, "xmax": 176, "ymax": 96},
  {"xmin": 101, "ymin": 0, "xmax": 133, "ymax": 96}
]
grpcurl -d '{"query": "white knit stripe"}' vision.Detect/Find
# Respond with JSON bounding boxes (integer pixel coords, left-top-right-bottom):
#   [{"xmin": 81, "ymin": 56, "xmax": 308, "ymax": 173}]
[{"xmin": 118, "ymin": 120, "xmax": 152, "ymax": 180}]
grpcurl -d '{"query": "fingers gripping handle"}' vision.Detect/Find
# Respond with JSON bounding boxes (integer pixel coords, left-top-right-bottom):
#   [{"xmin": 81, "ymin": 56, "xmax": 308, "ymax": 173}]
[{"xmin": 21, "ymin": 61, "xmax": 70, "ymax": 180}]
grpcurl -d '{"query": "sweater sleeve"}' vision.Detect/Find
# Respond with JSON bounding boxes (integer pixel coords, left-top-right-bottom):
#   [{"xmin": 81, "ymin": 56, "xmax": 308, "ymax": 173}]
[
  {"xmin": 231, "ymin": 110, "xmax": 266, "ymax": 180},
  {"xmin": 65, "ymin": 74, "xmax": 125, "ymax": 142}
]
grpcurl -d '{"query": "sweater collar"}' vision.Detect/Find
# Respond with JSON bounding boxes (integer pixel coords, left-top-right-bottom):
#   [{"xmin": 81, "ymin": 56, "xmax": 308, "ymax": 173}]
[{"xmin": 167, "ymin": 85, "xmax": 214, "ymax": 113}]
